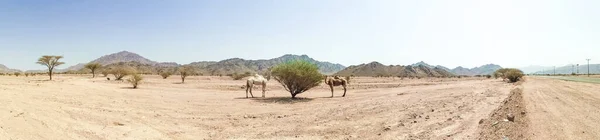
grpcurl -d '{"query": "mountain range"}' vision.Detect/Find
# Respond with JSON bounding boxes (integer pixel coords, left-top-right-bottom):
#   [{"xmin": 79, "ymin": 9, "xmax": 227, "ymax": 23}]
[
  {"xmin": 29, "ymin": 51, "xmax": 346, "ymax": 75},
  {"xmin": 0, "ymin": 64, "xmax": 21, "ymax": 73},
  {"xmin": 334, "ymin": 61, "xmax": 455, "ymax": 77},
  {"xmin": 1, "ymin": 51, "xmax": 506, "ymax": 76}
]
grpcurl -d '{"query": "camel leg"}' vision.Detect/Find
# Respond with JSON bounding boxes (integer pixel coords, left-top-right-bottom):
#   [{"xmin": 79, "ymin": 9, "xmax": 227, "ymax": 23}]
[
  {"xmin": 249, "ymin": 85, "xmax": 255, "ymax": 98},
  {"xmin": 262, "ymin": 83, "xmax": 266, "ymax": 98},
  {"xmin": 330, "ymin": 84, "xmax": 334, "ymax": 98},
  {"xmin": 246, "ymin": 84, "xmax": 249, "ymax": 98},
  {"xmin": 342, "ymin": 84, "xmax": 347, "ymax": 97}
]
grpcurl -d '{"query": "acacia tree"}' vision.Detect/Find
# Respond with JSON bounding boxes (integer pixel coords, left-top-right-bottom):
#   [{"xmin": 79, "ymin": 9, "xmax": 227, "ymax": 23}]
[
  {"xmin": 178, "ymin": 65, "xmax": 195, "ymax": 83},
  {"xmin": 84, "ymin": 63, "xmax": 102, "ymax": 78},
  {"xmin": 271, "ymin": 60, "xmax": 324, "ymax": 98},
  {"xmin": 36, "ymin": 55, "xmax": 65, "ymax": 80},
  {"xmin": 111, "ymin": 66, "xmax": 134, "ymax": 80}
]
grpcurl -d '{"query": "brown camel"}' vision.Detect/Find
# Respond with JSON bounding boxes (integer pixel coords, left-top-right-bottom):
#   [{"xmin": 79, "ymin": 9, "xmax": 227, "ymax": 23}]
[{"xmin": 325, "ymin": 76, "xmax": 348, "ymax": 97}]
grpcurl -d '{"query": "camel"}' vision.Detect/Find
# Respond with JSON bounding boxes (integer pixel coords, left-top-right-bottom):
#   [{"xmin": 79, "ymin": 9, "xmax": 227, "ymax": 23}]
[
  {"xmin": 325, "ymin": 76, "xmax": 348, "ymax": 97},
  {"xmin": 246, "ymin": 74, "xmax": 268, "ymax": 98}
]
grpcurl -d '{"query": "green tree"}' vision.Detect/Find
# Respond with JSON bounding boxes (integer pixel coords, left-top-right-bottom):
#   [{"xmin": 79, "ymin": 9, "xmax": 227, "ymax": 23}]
[
  {"xmin": 271, "ymin": 60, "xmax": 324, "ymax": 98},
  {"xmin": 84, "ymin": 63, "xmax": 102, "ymax": 78},
  {"xmin": 36, "ymin": 55, "xmax": 65, "ymax": 80}
]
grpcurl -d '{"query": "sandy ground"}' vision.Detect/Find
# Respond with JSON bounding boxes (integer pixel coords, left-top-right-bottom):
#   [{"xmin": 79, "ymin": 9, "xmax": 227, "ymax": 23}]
[
  {"xmin": 0, "ymin": 75, "xmax": 514, "ymax": 139},
  {"xmin": 524, "ymin": 77, "xmax": 600, "ymax": 140}
]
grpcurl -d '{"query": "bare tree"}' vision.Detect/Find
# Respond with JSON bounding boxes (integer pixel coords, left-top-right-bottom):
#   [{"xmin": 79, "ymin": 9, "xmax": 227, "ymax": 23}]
[
  {"xmin": 84, "ymin": 63, "xmax": 102, "ymax": 78},
  {"xmin": 36, "ymin": 55, "xmax": 65, "ymax": 80}
]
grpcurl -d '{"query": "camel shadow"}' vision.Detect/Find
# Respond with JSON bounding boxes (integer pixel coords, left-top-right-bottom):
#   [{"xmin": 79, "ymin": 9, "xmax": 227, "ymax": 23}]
[
  {"xmin": 120, "ymin": 87, "xmax": 136, "ymax": 89},
  {"xmin": 236, "ymin": 97, "xmax": 314, "ymax": 104}
]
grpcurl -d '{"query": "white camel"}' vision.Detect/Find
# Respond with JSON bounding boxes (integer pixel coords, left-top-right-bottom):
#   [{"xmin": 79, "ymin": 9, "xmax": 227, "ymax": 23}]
[{"xmin": 246, "ymin": 74, "xmax": 268, "ymax": 98}]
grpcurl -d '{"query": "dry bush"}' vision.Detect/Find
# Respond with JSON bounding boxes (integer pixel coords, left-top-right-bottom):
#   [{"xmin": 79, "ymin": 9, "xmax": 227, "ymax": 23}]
[
  {"xmin": 178, "ymin": 65, "xmax": 195, "ymax": 83},
  {"xmin": 111, "ymin": 66, "xmax": 135, "ymax": 80},
  {"xmin": 230, "ymin": 72, "xmax": 252, "ymax": 80},
  {"xmin": 160, "ymin": 71, "xmax": 172, "ymax": 79},
  {"xmin": 24, "ymin": 73, "xmax": 30, "ymax": 77},
  {"xmin": 127, "ymin": 74, "xmax": 143, "ymax": 89},
  {"xmin": 271, "ymin": 60, "xmax": 324, "ymax": 98},
  {"xmin": 101, "ymin": 70, "xmax": 109, "ymax": 77},
  {"xmin": 14, "ymin": 72, "xmax": 21, "ymax": 77},
  {"xmin": 494, "ymin": 68, "xmax": 524, "ymax": 83}
]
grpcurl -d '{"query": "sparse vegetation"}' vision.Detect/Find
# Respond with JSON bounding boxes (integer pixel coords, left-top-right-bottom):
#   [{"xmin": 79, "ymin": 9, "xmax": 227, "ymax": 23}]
[
  {"xmin": 36, "ymin": 55, "xmax": 65, "ymax": 80},
  {"xmin": 111, "ymin": 66, "xmax": 135, "ymax": 80},
  {"xmin": 14, "ymin": 72, "xmax": 21, "ymax": 77},
  {"xmin": 494, "ymin": 68, "xmax": 524, "ymax": 83},
  {"xmin": 101, "ymin": 70, "xmax": 109, "ymax": 77},
  {"xmin": 271, "ymin": 60, "xmax": 324, "ymax": 98},
  {"xmin": 230, "ymin": 72, "xmax": 252, "ymax": 80},
  {"xmin": 127, "ymin": 74, "xmax": 143, "ymax": 89},
  {"xmin": 178, "ymin": 65, "xmax": 195, "ymax": 83},
  {"xmin": 24, "ymin": 73, "xmax": 30, "ymax": 77},
  {"xmin": 160, "ymin": 71, "xmax": 172, "ymax": 79},
  {"xmin": 84, "ymin": 63, "xmax": 102, "ymax": 78}
]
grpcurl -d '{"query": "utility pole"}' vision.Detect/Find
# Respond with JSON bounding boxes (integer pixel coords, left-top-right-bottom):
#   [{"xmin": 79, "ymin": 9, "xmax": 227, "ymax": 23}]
[
  {"xmin": 577, "ymin": 64, "xmax": 580, "ymax": 74},
  {"xmin": 572, "ymin": 65, "xmax": 575, "ymax": 74},
  {"xmin": 587, "ymin": 59, "xmax": 591, "ymax": 77},
  {"xmin": 554, "ymin": 66, "xmax": 556, "ymax": 75}
]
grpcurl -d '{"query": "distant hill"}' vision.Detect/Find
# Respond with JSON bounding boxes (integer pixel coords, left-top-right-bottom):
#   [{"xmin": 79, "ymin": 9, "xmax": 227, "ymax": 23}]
[
  {"xmin": 198, "ymin": 54, "xmax": 346, "ymax": 75},
  {"xmin": 52, "ymin": 51, "xmax": 345, "ymax": 75},
  {"xmin": 0, "ymin": 64, "xmax": 21, "ymax": 73},
  {"xmin": 451, "ymin": 64, "xmax": 502, "ymax": 75},
  {"xmin": 532, "ymin": 64, "xmax": 600, "ymax": 74},
  {"xmin": 519, "ymin": 65, "xmax": 554, "ymax": 74},
  {"xmin": 91, "ymin": 51, "xmax": 158, "ymax": 66},
  {"xmin": 334, "ymin": 61, "xmax": 454, "ymax": 77}
]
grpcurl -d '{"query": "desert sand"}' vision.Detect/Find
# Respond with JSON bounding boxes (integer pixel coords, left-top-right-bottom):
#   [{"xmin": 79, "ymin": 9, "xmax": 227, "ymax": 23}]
[{"xmin": 0, "ymin": 75, "xmax": 518, "ymax": 139}]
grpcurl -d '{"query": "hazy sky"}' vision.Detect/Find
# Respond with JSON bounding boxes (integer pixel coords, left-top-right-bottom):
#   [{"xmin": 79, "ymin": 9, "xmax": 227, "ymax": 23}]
[{"xmin": 1, "ymin": 0, "xmax": 599, "ymax": 70}]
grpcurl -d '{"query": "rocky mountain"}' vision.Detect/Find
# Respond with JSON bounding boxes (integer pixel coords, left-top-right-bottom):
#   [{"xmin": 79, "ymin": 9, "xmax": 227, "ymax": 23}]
[
  {"xmin": 451, "ymin": 64, "xmax": 502, "ymax": 75},
  {"xmin": 197, "ymin": 54, "xmax": 346, "ymax": 75},
  {"xmin": 90, "ymin": 51, "xmax": 158, "ymax": 66},
  {"xmin": 54, "ymin": 51, "xmax": 345, "ymax": 75},
  {"xmin": 0, "ymin": 64, "xmax": 21, "ymax": 73},
  {"xmin": 519, "ymin": 65, "xmax": 554, "ymax": 74},
  {"xmin": 334, "ymin": 61, "xmax": 454, "ymax": 77}
]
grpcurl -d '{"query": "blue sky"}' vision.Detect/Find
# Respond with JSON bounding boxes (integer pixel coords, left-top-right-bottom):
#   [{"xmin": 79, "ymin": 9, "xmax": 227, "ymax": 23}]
[{"xmin": 1, "ymin": 0, "xmax": 599, "ymax": 70}]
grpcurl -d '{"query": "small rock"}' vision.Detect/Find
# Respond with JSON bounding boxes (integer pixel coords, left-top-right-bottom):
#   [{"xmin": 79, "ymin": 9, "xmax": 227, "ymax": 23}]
[
  {"xmin": 521, "ymin": 111, "xmax": 526, "ymax": 115},
  {"xmin": 346, "ymin": 117, "xmax": 350, "ymax": 120},
  {"xmin": 507, "ymin": 113, "xmax": 515, "ymax": 122},
  {"xmin": 243, "ymin": 115, "xmax": 249, "ymax": 118},
  {"xmin": 413, "ymin": 121, "xmax": 417, "ymax": 123},
  {"xmin": 399, "ymin": 123, "xmax": 405, "ymax": 127},
  {"xmin": 425, "ymin": 116, "xmax": 430, "ymax": 119},
  {"xmin": 479, "ymin": 119, "xmax": 484, "ymax": 124},
  {"xmin": 431, "ymin": 109, "xmax": 435, "ymax": 112},
  {"xmin": 277, "ymin": 115, "xmax": 283, "ymax": 118},
  {"xmin": 447, "ymin": 118, "xmax": 453, "ymax": 121},
  {"xmin": 383, "ymin": 126, "xmax": 391, "ymax": 131}
]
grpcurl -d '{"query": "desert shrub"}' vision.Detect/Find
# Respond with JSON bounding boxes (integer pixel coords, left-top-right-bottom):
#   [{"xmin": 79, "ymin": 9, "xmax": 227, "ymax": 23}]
[
  {"xmin": 271, "ymin": 60, "xmax": 324, "ymax": 98},
  {"xmin": 84, "ymin": 63, "xmax": 102, "ymax": 78},
  {"xmin": 111, "ymin": 66, "xmax": 135, "ymax": 80},
  {"xmin": 571, "ymin": 72, "xmax": 576, "ymax": 76},
  {"xmin": 24, "ymin": 73, "xmax": 30, "ymax": 77},
  {"xmin": 127, "ymin": 74, "xmax": 143, "ymax": 89},
  {"xmin": 36, "ymin": 55, "xmax": 65, "ymax": 80},
  {"xmin": 160, "ymin": 71, "xmax": 172, "ymax": 79},
  {"xmin": 485, "ymin": 75, "xmax": 492, "ymax": 79},
  {"xmin": 494, "ymin": 68, "xmax": 524, "ymax": 83},
  {"xmin": 230, "ymin": 72, "xmax": 252, "ymax": 80},
  {"xmin": 178, "ymin": 65, "xmax": 195, "ymax": 83},
  {"xmin": 101, "ymin": 70, "xmax": 109, "ymax": 77},
  {"xmin": 14, "ymin": 72, "xmax": 21, "ymax": 77}
]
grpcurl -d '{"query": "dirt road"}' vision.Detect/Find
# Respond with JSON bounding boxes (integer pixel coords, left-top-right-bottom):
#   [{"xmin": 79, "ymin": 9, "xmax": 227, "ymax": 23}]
[
  {"xmin": 0, "ymin": 75, "xmax": 512, "ymax": 139},
  {"xmin": 524, "ymin": 77, "xmax": 600, "ymax": 139}
]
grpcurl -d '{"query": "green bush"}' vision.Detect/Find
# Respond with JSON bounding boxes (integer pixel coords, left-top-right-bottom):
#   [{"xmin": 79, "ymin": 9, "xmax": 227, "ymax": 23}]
[
  {"xmin": 271, "ymin": 60, "xmax": 324, "ymax": 98},
  {"xmin": 178, "ymin": 65, "xmax": 195, "ymax": 83},
  {"xmin": 127, "ymin": 74, "xmax": 143, "ymax": 89},
  {"xmin": 85, "ymin": 63, "xmax": 102, "ymax": 78}
]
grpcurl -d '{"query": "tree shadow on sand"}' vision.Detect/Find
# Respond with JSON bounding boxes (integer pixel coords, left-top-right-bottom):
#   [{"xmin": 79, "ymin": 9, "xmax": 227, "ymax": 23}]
[{"xmin": 235, "ymin": 97, "xmax": 314, "ymax": 104}]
